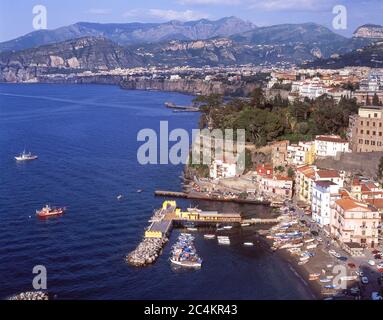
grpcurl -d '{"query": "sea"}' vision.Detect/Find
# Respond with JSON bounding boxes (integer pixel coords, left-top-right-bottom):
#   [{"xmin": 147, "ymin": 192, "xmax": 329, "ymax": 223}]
[{"xmin": 0, "ymin": 83, "xmax": 313, "ymax": 299}]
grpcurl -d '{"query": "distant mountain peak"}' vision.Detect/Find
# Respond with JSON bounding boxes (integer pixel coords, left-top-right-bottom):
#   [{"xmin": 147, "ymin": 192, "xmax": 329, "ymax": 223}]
[
  {"xmin": 353, "ymin": 24, "xmax": 383, "ymax": 40},
  {"xmin": 0, "ymin": 16, "xmax": 256, "ymax": 53}
]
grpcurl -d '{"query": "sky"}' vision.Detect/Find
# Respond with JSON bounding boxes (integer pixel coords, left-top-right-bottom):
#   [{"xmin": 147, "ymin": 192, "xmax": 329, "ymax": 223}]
[{"xmin": 0, "ymin": 0, "xmax": 382, "ymax": 42}]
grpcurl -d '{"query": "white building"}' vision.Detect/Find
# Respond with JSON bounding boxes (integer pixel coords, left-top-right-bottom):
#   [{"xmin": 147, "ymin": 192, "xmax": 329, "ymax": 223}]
[
  {"xmin": 170, "ymin": 74, "xmax": 181, "ymax": 81},
  {"xmin": 299, "ymin": 77, "xmax": 326, "ymax": 99},
  {"xmin": 314, "ymin": 135, "xmax": 350, "ymax": 158},
  {"xmin": 210, "ymin": 159, "xmax": 237, "ymax": 179},
  {"xmin": 312, "ymin": 180, "xmax": 341, "ymax": 226},
  {"xmin": 287, "ymin": 141, "xmax": 315, "ymax": 166},
  {"xmin": 315, "ymin": 169, "xmax": 344, "ymax": 188}
]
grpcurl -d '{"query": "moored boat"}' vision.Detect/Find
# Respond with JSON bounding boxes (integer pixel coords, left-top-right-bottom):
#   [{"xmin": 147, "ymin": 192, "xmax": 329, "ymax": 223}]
[
  {"xmin": 243, "ymin": 242, "xmax": 254, "ymax": 246},
  {"xmin": 204, "ymin": 234, "xmax": 216, "ymax": 239}
]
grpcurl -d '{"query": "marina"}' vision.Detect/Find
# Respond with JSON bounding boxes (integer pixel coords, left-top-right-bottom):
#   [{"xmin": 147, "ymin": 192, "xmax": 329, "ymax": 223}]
[{"xmin": 126, "ymin": 200, "xmax": 243, "ymax": 267}]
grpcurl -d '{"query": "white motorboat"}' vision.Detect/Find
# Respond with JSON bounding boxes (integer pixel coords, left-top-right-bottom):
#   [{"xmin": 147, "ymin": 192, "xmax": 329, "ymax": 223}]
[
  {"xmin": 170, "ymin": 258, "xmax": 202, "ymax": 268},
  {"xmin": 204, "ymin": 234, "xmax": 216, "ymax": 239},
  {"xmin": 15, "ymin": 150, "xmax": 38, "ymax": 161},
  {"xmin": 243, "ymin": 242, "xmax": 254, "ymax": 246}
]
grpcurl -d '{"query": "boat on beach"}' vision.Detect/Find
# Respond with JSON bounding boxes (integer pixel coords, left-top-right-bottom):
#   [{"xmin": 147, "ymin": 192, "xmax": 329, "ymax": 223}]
[
  {"xmin": 15, "ymin": 150, "xmax": 38, "ymax": 161},
  {"xmin": 36, "ymin": 204, "xmax": 66, "ymax": 218}
]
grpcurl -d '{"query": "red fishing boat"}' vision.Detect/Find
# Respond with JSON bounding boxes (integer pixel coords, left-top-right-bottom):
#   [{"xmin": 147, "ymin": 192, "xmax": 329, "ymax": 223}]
[{"xmin": 36, "ymin": 204, "xmax": 66, "ymax": 218}]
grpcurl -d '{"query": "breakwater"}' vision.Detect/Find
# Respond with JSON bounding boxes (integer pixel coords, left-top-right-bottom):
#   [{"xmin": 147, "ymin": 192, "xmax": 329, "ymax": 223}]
[{"xmin": 154, "ymin": 190, "xmax": 271, "ymax": 205}]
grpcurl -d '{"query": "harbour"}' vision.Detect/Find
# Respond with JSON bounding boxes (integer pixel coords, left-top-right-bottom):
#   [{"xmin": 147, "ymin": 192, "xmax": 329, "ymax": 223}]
[
  {"xmin": 126, "ymin": 199, "xmax": 284, "ymax": 267},
  {"xmin": 0, "ymin": 84, "xmax": 315, "ymax": 300}
]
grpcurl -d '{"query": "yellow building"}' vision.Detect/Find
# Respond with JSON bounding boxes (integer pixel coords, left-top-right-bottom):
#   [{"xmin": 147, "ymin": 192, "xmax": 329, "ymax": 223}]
[{"xmin": 295, "ymin": 165, "xmax": 317, "ymax": 204}]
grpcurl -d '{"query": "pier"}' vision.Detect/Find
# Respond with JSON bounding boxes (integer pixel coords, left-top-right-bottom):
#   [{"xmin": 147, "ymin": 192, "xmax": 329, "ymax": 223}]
[
  {"xmin": 164, "ymin": 102, "xmax": 200, "ymax": 112},
  {"xmin": 154, "ymin": 190, "xmax": 271, "ymax": 205},
  {"xmin": 126, "ymin": 200, "xmax": 280, "ymax": 267}
]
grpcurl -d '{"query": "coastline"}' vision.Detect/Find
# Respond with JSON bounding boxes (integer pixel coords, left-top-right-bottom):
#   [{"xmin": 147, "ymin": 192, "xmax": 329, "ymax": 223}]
[{"xmin": 258, "ymin": 232, "xmax": 322, "ymax": 300}]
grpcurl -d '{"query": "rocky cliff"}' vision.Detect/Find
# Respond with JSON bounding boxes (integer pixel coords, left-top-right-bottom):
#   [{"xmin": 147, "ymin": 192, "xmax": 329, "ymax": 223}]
[
  {"xmin": 120, "ymin": 78, "xmax": 259, "ymax": 96},
  {"xmin": 353, "ymin": 24, "xmax": 383, "ymax": 40}
]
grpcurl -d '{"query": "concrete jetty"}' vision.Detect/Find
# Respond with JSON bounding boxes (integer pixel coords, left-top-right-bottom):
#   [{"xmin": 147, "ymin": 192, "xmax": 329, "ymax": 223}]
[
  {"xmin": 154, "ymin": 190, "xmax": 271, "ymax": 205},
  {"xmin": 126, "ymin": 201, "xmax": 176, "ymax": 267},
  {"xmin": 126, "ymin": 200, "xmax": 280, "ymax": 267}
]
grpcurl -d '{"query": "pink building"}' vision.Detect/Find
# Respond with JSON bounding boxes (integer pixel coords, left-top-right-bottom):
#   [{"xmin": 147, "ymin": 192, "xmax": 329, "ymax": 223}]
[{"xmin": 330, "ymin": 198, "xmax": 380, "ymax": 250}]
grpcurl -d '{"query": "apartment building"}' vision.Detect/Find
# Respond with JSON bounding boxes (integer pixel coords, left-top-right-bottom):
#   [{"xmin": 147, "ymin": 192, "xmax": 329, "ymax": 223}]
[
  {"xmin": 330, "ymin": 198, "xmax": 380, "ymax": 249},
  {"xmin": 349, "ymin": 106, "xmax": 383, "ymax": 152},
  {"xmin": 312, "ymin": 180, "xmax": 341, "ymax": 226}
]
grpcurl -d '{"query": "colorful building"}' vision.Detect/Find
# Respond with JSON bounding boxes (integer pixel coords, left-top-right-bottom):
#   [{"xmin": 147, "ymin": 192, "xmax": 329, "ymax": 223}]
[{"xmin": 330, "ymin": 198, "xmax": 380, "ymax": 249}]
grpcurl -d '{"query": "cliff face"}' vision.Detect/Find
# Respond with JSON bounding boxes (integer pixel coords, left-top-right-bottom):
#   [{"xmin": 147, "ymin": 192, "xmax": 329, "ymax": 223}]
[
  {"xmin": 120, "ymin": 78, "xmax": 258, "ymax": 96},
  {"xmin": 353, "ymin": 24, "xmax": 383, "ymax": 40},
  {"xmin": 0, "ymin": 37, "xmax": 142, "ymax": 82}
]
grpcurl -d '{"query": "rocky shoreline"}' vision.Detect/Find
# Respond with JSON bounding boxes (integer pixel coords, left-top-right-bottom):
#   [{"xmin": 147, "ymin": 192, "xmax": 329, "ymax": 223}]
[
  {"xmin": 8, "ymin": 291, "xmax": 49, "ymax": 300},
  {"xmin": 126, "ymin": 237, "xmax": 168, "ymax": 267}
]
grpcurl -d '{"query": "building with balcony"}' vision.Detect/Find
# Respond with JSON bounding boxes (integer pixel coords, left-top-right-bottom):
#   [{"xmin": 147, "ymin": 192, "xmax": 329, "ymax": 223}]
[
  {"xmin": 312, "ymin": 180, "xmax": 341, "ymax": 226},
  {"xmin": 330, "ymin": 198, "xmax": 380, "ymax": 249}
]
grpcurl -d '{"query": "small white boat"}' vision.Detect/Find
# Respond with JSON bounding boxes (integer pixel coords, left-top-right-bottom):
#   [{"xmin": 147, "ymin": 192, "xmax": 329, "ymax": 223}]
[
  {"xmin": 204, "ymin": 234, "xmax": 216, "ymax": 239},
  {"xmin": 187, "ymin": 227, "xmax": 198, "ymax": 231},
  {"xmin": 170, "ymin": 258, "xmax": 202, "ymax": 268},
  {"xmin": 217, "ymin": 236, "xmax": 230, "ymax": 245},
  {"xmin": 136, "ymin": 189, "xmax": 143, "ymax": 193},
  {"xmin": 15, "ymin": 150, "xmax": 38, "ymax": 161},
  {"xmin": 223, "ymin": 226, "xmax": 233, "ymax": 230},
  {"xmin": 241, "ymin": 223, "xmax": 250, "ymax": 227},
  {"xmin": 117, "ymin": 195, "xmax": 123, "ymax": 200},
  {"xmin": 243, "ymin": 242, "xmax": 254, "ymax": 246}
]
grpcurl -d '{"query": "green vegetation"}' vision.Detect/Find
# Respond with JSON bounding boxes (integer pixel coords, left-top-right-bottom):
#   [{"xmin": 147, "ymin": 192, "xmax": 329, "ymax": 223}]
[
  {"xmin": 378, "ymin": 157, "xmax": 383, "ymax": 183},
  {"xmin": 287, "ymin": 167, "xmax": 295, "ymax": 178},
  {"xmin": 195, "ymin": 89, "xmax": 359, "ymax": 147}
]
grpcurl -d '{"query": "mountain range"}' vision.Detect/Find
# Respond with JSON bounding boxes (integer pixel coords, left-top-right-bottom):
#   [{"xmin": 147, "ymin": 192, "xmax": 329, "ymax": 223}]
[
  {"xmin": 0, "ymin": 16, "xmax": 256, "ymax": 52},
  {"xmin": 303, "ymin": 41, "xmax": 383, "ymax": 69},
  {"xmin": 0, "ymin": 17, "xmax": 381, "ymax": 82}
]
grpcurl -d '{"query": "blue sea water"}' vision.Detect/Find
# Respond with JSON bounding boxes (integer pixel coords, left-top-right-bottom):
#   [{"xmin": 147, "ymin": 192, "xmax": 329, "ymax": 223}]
[{"xmin": 0, "ymin": 83, "xmax": 312, "ymax": 299}]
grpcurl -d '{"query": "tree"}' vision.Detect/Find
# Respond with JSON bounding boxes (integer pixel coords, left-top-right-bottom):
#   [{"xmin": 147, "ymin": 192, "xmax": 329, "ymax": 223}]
[
  {"xmin": 378, "ymin": 157, "xmax": 383, "ymax": 183},
  {"xmin": 372, "ymin": 93, "xmax": 382, "ymax": 106},
  {"xmin": 287, "ymin": 167, "xmax": 295, "ymax": 178},
  {"xmin": 250, "ymin": 88, "xmax": 266, "ymax": 109}
]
